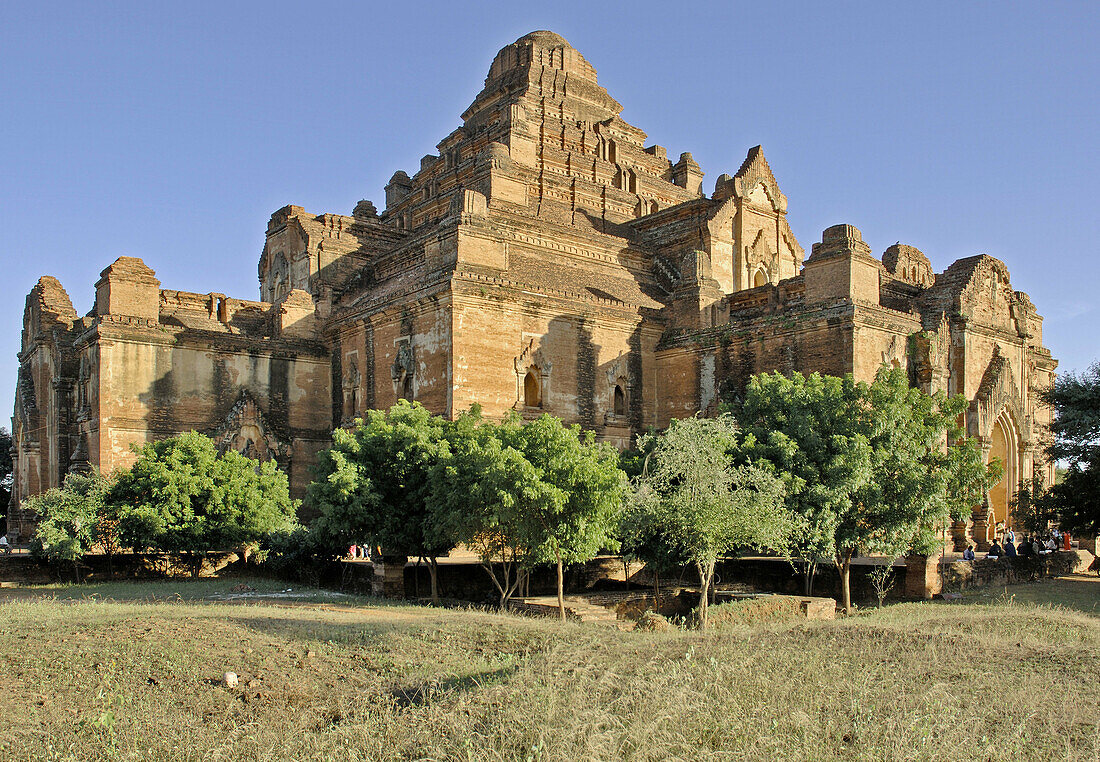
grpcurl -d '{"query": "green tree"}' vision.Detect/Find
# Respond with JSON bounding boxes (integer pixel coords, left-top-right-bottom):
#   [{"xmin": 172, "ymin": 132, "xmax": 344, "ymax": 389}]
[
  {"xmin": 307, "ymin": 401, "xmax": 455, "ymax": 603},
  {"xmin": 620, "ymin": 495, "xmax": 690, "ymax": 611},
  {"xmin": 738, "ymin": 368, "xmax": 994, "ymax": 613},
  {"xmin": 29, "ymin": 469, "xmax": 112, "ymax": 578},
  {"xmin": 858, "ymin": 366, "xmax": 993, "ymax": 557},
  {"xmin": 499, "ymin": 414, "xmax": 626, "ymax": 620},
  {"xmin": 428, "ymin": 416, "xmax": 558, "ymax": 607},
  {"xmin": 737, "ymin": 371, "xmax": 874, "ymax": 603},
  {"xmin": 1010, "ymin": 475, "xmax": 1058, "ymax": 539},
  {"xmin": 630, "ymin": 415, "xmax": 791, "ymax": 630},
  {"xmin": 1038, "ymin": 361, "xmax": 1100, "ymax": 536},
  {"xmin": 111, "ymin": 432, "xmax": 296, "ymax": 574}
]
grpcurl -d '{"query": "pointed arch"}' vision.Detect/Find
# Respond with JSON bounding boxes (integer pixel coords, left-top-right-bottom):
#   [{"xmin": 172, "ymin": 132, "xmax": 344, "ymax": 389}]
[
  {"xmin": 987, "ymin": 409, "xmax": 1020, "ymax": 533},
  {"xmin": 524, "ymin": 369, "xmax": 542, "ymax": 408}
]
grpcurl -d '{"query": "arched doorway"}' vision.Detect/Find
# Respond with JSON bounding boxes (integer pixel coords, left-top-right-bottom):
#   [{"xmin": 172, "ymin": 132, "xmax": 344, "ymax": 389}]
[
  {"xmin": 613, "ymin": 384, "xmax": 626, "ymax": 416},
  {"xmin": 753, "ymin": 268, "xmax": 768, "ymax": 288},
  {"xmin": 987, "ymin": 413, "xmax": 1018, "ymax": 533},
  {"xmin": 524, "ymin": 370, "xmax": 541, "ymax": 408}
]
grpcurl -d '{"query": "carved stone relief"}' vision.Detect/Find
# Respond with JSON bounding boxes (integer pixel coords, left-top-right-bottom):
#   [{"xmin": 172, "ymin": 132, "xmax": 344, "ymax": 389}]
[
  {"xmin": 210, "ymin": 392, "xmax": 289, "ymax": 464},
  {"xmin": 391, "ymin": 338, "xmax": 415, "ymax": 400}
]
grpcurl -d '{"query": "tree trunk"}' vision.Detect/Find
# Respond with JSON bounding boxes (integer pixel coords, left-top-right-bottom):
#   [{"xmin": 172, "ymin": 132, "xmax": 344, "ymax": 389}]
[
  {"xmin": 556, "ymin": 553, "xmax": 566, "ymax": 621},
  {"xmin": 481, "ymin": 561, "xmax": 507, "ymax": 607},
  {"xmin": 837, "ymin": 551, "xmax": 853, "ymax": 615},
  {"xmin": 428, "ymin": 557, "xmax": 439, "ymax": 605},
  {"xmin": 803, "ymin": 559, "xmax": 817, "ymax": 596},
  {"xmin": 654, "ymin": 568, "xmax": 661, "ymax": 613},
  {"xmin": 696, "ymin": 560, "xmax": 715, "ymax": 630}
]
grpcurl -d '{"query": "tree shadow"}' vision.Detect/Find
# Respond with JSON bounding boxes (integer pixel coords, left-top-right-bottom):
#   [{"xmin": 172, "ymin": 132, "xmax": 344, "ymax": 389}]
[
  {"xmin": 223, "ymin": 612, "xmax": 417, "ymax": 647},
  {"xmin": 389, "ymin": 664, "xmax": 520, "ymax": 707}
]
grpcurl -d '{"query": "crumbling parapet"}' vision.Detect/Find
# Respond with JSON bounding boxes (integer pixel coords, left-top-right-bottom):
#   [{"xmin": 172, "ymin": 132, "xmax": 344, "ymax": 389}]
[
  {"xmin": 802, "ymin": 224, "xmax": 882, "ymax": 306},
  {"xmin": 95, "ymin": 257, "xmax": 161, "ymax": 323}
]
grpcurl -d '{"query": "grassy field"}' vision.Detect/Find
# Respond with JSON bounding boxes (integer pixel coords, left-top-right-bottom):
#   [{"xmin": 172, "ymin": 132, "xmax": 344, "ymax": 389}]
[{"xmin": 0, "ymin": 576, "xmax": 1097, "ymax": 761}]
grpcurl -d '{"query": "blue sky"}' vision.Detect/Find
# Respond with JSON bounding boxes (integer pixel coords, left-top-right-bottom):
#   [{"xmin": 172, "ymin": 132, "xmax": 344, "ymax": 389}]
[{"xmin": 2, "ymin": 1, "xmax": 1098, "ymax": 419}]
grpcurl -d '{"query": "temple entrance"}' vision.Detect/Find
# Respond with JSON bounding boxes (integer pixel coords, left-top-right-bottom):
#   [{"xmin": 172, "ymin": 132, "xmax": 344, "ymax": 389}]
[{"xmin": 987, "ymin": 414, "xmax": 1017, "ymax": 534}]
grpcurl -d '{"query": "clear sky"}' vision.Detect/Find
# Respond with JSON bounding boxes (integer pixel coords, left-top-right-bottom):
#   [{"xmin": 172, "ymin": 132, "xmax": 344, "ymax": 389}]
[{"xmin": 2, "ymin": 1, "xmax": 1098, "ymax": 419}]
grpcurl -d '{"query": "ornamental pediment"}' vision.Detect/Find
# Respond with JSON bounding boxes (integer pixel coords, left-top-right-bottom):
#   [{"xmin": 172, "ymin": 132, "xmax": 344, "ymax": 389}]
[{"xmin": 209, "ymin": 391, "xmax": 288, "ymax": 463}]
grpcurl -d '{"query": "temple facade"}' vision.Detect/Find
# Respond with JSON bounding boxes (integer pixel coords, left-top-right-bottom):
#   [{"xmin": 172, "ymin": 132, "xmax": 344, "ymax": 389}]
[{"xmin": 9, "ymin": 31, "xmax": 1057, "ymax": 549}]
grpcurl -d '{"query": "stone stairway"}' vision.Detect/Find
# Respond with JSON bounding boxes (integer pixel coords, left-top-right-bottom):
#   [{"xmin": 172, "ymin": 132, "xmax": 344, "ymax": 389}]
[{"xmin": 510, "ymin": 595, "xmax": 621, "ymax": 624}]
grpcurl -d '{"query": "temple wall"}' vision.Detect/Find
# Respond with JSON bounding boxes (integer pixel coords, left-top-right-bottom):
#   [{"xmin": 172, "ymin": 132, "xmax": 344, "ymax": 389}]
[
  {"xmin": 88, "ymin": 330, "xmax": 330, "ymax": 498},
  {"xmin": 450, "ymin": 286, "xmax": 657, "ymax": 444}
]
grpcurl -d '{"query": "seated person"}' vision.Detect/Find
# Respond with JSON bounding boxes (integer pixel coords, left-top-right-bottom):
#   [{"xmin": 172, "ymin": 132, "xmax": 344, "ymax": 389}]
[
  {"xmin": 1018, "ymin": 538, "xmax": 1033, "ymax": 558},
  {"xmin": 1004, "ymin": 540, "xmax": 1018, "ymax": 558},
  {"xmin": 962, "ymin": 545, "xmax": 976, "ymax": 561},
  {"xmin": 988, "ymin": 540, "xmax": 1004, "ymax": 557}
]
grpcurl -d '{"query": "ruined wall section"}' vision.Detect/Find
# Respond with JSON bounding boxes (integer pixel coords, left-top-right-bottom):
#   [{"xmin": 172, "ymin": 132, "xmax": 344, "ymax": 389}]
[
  {"xmin": 655, "ymin": 277, "xmax": 862, "ymax": 427},
  {"xmin": 87, "ymin": 258, "xmax": 330, "ymax": 499},
  {"xmin": 9, "ymin": 257, "xmax": 333, "ymax": 541},
  {"xmin": 656, "ymin": 224, "xmax": 920, "ymax": 426},
  {"xmin": 7, "ymin": 277, "xmax": 83, "ymax": 540},
  {"xmin": 325, "ymin": 203, "xmax": 459, "ymax": 425}
]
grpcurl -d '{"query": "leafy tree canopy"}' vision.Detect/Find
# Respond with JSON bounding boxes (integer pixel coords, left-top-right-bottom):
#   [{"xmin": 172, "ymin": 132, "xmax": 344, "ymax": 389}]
[
  {"xmin": 308, "ymin": 400, "xmax": 453, "ymax": 560},
  {"xmin": 111, "ymin": 431, "xmax": 296, "ymax": 553},
  {"xmin": 30, "ymin": 470, "xmax": 112, "ymax": 567},
  {"xmin": 736, "ymin": 367, "xmax": 994, "ymax": 612},
  {"xmin": 629, "ymin": 415, "xmax": 790, "ymax": 628},
  {"xmin": 1038, "ymin": 361, "xmax": 1100, "ymax": 535},
  {"xmin": 428, "ymin": 413, "xmax": 560, "ymax": 605},
  {"xmin": 497, "ymin": 413, "xmax": 626, "ymax": 567}
]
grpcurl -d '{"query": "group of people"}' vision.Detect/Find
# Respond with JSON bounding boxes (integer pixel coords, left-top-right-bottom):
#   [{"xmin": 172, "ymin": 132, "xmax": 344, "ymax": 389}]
[
  {"xmin": 962, "ymin": 528, "xmax": 1070, "ymax": 561},
  {"xmin": 347, "ymin": 544, "xmax": 372, "ymax": 560}
]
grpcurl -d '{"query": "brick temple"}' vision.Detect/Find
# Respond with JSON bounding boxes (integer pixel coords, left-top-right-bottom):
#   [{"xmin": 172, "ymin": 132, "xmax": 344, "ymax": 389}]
[{"xmin": 10, "ymin": 31, "xmax": 1056, "ymax": 550}]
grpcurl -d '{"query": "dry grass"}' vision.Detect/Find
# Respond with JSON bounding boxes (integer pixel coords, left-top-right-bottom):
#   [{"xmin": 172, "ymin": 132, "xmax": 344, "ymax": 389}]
[{"xmin": 0, "ymin": 577, "xmax": 1097, "ymax": 761}]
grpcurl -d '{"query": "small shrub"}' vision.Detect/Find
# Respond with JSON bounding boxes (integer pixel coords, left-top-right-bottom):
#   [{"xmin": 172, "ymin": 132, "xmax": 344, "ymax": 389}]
[
  {"xmin": 867, "ymin": 560, "xmax": 898, "ymax": 607},
  {"xmin": 634, "ymin": 610, "xmax": 670, "ymax": 632}
]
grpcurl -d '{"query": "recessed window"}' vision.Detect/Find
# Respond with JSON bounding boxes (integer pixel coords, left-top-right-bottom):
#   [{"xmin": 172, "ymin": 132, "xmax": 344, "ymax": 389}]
[{"xmin": 613, "ymin": 384, "xmax": 626, "ymax": 417}]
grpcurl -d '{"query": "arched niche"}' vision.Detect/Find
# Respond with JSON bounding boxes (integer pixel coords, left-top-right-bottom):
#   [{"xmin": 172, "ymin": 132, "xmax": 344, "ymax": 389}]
[
  {"xmin": 753, "ymin": 268, "xmax": 768, "ymax": 288},
  {"xmin": 524, "ymin": 369, "xmax": 542, "ymax": 408}
]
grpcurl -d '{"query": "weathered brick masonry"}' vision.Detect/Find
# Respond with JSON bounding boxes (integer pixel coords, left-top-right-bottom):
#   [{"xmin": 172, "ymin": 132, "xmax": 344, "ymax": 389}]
[{"xmin": 10, "ymin": 31, "xmax": 1056, "ymax": 551}]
